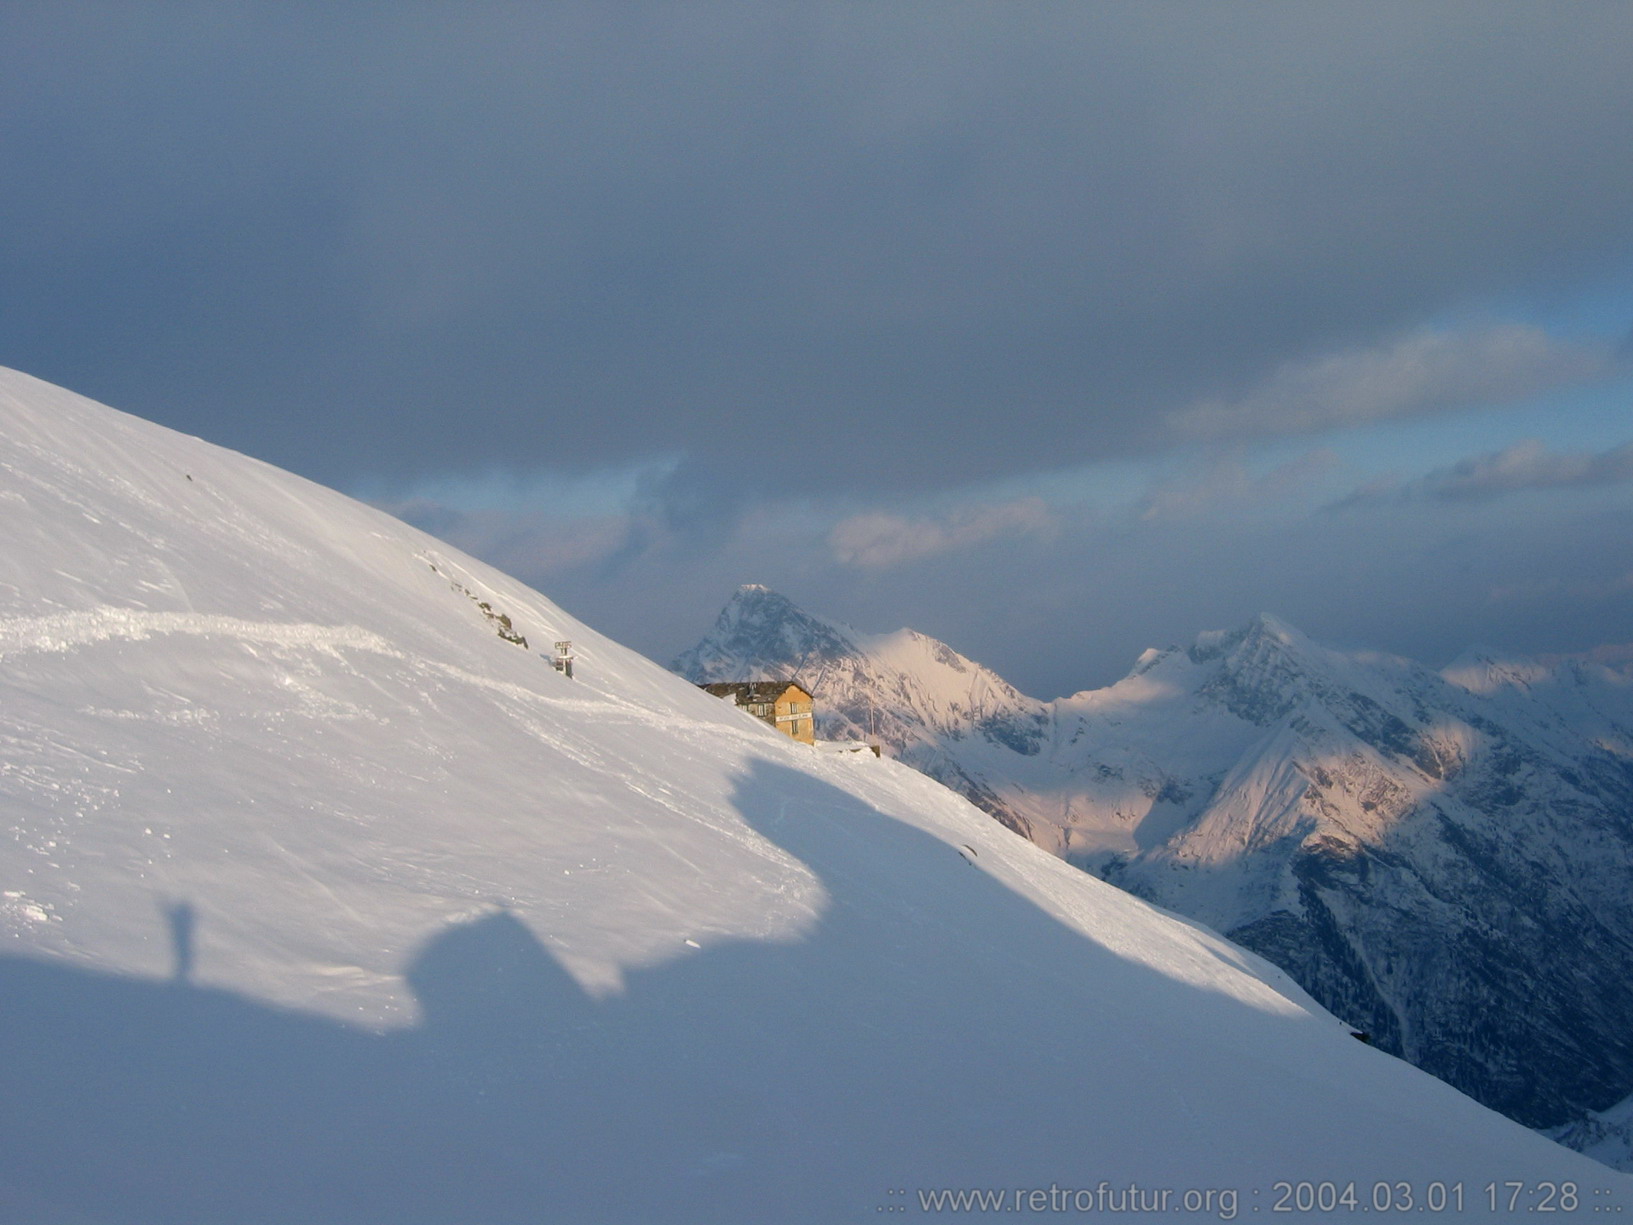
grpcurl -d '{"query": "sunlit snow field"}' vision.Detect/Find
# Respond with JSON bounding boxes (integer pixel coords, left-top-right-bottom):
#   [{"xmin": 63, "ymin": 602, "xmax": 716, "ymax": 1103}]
[{"xmin": 0, "ymin": 368, "xmax": 1623, "ymax": 1222}]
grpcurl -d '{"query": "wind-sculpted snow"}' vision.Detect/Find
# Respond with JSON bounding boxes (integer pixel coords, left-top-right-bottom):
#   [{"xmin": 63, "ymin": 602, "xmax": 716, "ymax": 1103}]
[
  {"xmin": 680, "ymin": 586, "xmax": 1633, "ymax": 1139},
  {"xmin": 0, "ymin": 608, "xmax": 400, "ymax": 659},
  {"xmin": 1, "ymin": 366, "xmax": 1624, "ymax": 1220},
  {"xmin": 0, "ymin": 605, "xmax": 673, "ymax": 728}
]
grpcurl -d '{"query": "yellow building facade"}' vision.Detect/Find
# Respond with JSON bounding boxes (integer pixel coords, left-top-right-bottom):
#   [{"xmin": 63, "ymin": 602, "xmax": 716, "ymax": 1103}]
[{"xmin": 700, "ymin": 681, "xmax": 815, "ymax": 744}]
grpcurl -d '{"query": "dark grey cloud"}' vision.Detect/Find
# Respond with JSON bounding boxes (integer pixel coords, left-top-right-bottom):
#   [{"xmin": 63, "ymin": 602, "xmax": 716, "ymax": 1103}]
[
  {"xmin": 826, "ymin": 497, "xmax": 1057, "ymax": 568},
  {"xmin": 382, "ymin": 452, "xmax": 1633, "ymax": 700},
  {"xmin": 4, "ymin": 2, "xmax": 1633, "ymax": 514},
  {"xmin": 1170, "ymin": 326, "xmax": 1612, "ymax": 445},
  {"xmin": 1419, "ymin": 440, "xmax": 1633, "ymax": 501},
  {"xmin": 1332, "ymin": 438, "xmax": 1633, "ymax": 508},
  {"xmin": 10, "ymin": 3, "xmax": 1633, "ymax": 701}
]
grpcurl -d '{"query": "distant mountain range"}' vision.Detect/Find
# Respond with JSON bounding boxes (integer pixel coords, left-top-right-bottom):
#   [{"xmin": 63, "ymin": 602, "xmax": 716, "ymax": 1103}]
[
  {"xmin": 11, "ymin": 370, "xmax": 1615, "ymax": 1214},
  {"xmin": 677, "ymin": 584, "xmax": 1633, "ymax": 1137}
]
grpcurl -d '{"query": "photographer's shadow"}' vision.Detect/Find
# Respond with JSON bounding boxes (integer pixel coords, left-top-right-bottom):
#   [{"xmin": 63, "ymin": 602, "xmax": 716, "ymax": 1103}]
[{"xmin": 0, "ymin": 757, "xmax": 1338, "ymax": 1224}]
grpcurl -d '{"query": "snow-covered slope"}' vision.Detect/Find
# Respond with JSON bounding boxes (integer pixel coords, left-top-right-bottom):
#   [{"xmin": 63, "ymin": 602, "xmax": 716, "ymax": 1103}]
[
  {"xmin": 678, "ymin": 587, "xmax": 1633, "ymax": 1136},
  {"xmin": 0, "ymin": 369, "xmax": 1621, "ymax": 1222},
  {"xmin": 674, "ymin": 585, "xmax": 1054, "ymax": 837},
  {"xmin": 1554, "ymin": 1091, "xmax": 1633, "ymax": 1174}
]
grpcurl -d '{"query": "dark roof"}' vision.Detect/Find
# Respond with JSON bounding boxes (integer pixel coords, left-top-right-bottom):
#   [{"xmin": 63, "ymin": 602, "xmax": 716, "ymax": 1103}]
[{"xmin": 700, "ymin": 680, "xmax": 811, "ymax": 703}]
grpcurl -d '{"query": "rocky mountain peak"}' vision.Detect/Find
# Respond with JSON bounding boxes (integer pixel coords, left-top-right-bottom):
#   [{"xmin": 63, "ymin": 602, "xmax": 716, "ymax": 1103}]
[
  {"xmin": 1441, "ymin": 646, "xmax": 1551, "ymax": 696},
  {"xmin": 675, "ymin": 587, "xmax": 1633, "ymax": 1140},
  {"xmin": 673, "ymin": 584, "xmax": 858, "ymax": 684},
  {"xmin": 1187, "ymin": 613, "xmax": 1328, "ymax": 726},
  {"xmin": 1189, "ymin": 612, "xmax": 1310, "ymax": 663}
]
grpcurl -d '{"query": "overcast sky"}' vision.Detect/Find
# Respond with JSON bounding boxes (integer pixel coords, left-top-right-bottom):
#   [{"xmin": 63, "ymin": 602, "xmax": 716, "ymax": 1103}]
[{"xmin": 5, "ymin": 3, "xmax": 1632, "ymax": 695}]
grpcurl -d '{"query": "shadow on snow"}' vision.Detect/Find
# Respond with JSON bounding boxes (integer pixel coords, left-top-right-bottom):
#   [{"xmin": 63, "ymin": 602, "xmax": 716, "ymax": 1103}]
[{"xmin": 0, "ymin": 760, "xmax": 1422, "ymax": 1224}]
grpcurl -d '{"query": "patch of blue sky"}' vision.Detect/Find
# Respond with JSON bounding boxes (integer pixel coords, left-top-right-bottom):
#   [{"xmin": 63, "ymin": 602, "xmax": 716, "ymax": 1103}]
[
  {"xmin": 950, "ymin": 369, "xmax": 1633, "ymax": 518},
  {"xmin": 1299, "ymin": 374, "xmax": 1633, "ymax": 482},
  {"xmin": 1427, "ymin": 273, "xmax": 1633, "ymax": 342},
  {"xmin": 351, "ymin": 454, "xmax": 682, "ymax": 520}
]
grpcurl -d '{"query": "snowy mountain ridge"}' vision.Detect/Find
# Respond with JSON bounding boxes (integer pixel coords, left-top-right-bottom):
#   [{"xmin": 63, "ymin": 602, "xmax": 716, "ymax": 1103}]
[
  {"xmin": 8, "ymin": 367, "xmax": 1620, "ymax": 1218},
  {"xmin": 677, "ymin": 584, "xmax": 1633, "ymax": 1139},
  {"xmin": 3, "ymin": 372, "xmax": 1619, "ymax": 1221},
  {"xmin": 674, "ymin": 586, "xmax": 1052, "ymax": 833}
]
